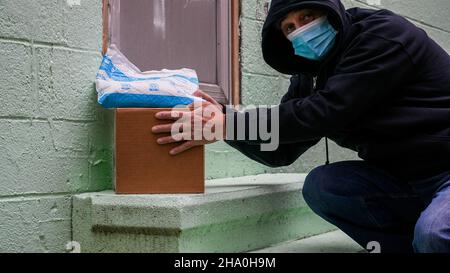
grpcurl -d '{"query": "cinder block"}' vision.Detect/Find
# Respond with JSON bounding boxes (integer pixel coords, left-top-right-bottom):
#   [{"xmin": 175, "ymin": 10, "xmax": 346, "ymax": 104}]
[
  {"xmin": 241, "ymin": 72, "xmax": 290, "ymax": 105},
  {"xmin": 0, "ymin": 119, "xmax": 88, "ymax": 195},
  {"xmin": 62, "ymin": 0, "xmax": 103, "ymax": 51},
  {"xmin": 343, "ymin": 0, "xmax": 450, "ymax": 53},
  {"xmin": 0, "ymin": 0, "xmax": 49, "ymax": 42},
  {"xmin": 0, "ymin": 195, "xmax": 71, "ymax": 253},
  {"xmin": 240, "ymin": 17, "xmax": 280, "ymax": 76},
  {"xmin": 0, "ymin": 0, "xmax": 102, "ymax": 51},
  {"xmin": 36, "ymin": 46, "xmax": 102, "ymax": 121},
  {"xmin": 0, "ymin": 41, "xmax": 35, "ymax": 117},
  {"xmin": 88, "ymin": 108, "xmax": 115, "ymax": 192},
  {"xmin": 63, "ymin": 0, "xmax": 103, "ymax": 52},
  {"xmin": 356, "ymin": 0, "xmax": 450, "ymax": 32},
  {"xmin": 205, "ymin": 142, "xmax": 270, "ymax": 179},
  {"xmin": 0, "ymin": 118, "xmax": 113, "ymax": 196},
  {"xmin": 73, "ymin": 174, "xmax": 336, "ymax": 253},
  {"xmin": 241, "ymin": 0, "xmax": 268, "ymax": 21}
]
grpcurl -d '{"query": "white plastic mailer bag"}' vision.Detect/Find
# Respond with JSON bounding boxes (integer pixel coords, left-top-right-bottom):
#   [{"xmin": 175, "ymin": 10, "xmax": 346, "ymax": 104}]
[{"xmin": 95, "ymin": 45, "xmax": 204, "ymax": 108}]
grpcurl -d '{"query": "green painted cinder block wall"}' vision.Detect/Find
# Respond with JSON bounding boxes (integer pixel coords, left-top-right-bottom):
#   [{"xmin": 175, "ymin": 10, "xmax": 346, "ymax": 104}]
[
  {"xmin": 0, "ymin": 0, "xmax": 449, "ymax": 252},
  {"xmin": 0, "ymin": 0, "xmax": 111, "ymax": 252}
]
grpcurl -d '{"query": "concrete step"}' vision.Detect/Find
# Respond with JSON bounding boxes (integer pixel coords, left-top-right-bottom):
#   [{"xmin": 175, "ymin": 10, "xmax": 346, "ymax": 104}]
[
  {"xmin": 251, "ymin": 230, "xmax": 365, "ymax": 253},
  {"xmin": 72, "ymin": 173, "xmax": 336, "ymax": 253}
]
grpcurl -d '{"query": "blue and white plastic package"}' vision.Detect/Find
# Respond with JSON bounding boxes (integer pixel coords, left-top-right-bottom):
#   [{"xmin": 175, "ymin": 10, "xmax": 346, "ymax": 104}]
[{"xmin": 95, "ymin": 45, "xmax": 204, "ymax": 108}]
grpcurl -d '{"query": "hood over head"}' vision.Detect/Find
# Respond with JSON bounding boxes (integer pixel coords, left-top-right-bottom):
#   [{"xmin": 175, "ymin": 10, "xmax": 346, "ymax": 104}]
[{"xmin": 262, "ymin": 0, "xmax": 350, "ymax": 75}]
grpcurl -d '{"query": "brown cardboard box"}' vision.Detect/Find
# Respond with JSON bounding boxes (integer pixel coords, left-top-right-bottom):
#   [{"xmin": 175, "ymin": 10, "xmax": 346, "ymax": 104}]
[{"xmin": 115, "ymin": 108, "xmax": 205, "ymax": 194}]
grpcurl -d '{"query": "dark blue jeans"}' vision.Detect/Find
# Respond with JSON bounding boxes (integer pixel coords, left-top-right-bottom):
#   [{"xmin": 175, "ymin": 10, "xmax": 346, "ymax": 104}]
[{"xmin": 302, "ymin": 161, "xmax": 450, "ymax": 253}]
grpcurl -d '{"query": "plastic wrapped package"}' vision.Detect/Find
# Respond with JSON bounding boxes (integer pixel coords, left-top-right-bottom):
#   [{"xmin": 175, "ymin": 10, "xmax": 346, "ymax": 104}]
[{"xmin": 95, "ymin": 45, "xmax": 204, "ymax": 108}]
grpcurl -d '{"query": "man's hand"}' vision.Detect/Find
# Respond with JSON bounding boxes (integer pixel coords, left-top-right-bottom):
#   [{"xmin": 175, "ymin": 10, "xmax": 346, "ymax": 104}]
[{"xmin": 152, "ymin": 90, "xmax": 226, "ymax": 155}]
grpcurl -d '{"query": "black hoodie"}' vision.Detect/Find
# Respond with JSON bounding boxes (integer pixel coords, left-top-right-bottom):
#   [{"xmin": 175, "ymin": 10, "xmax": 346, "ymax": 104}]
[{"xmin": 224, "ymin": 0, "xmax": 450, "ymax": 181}]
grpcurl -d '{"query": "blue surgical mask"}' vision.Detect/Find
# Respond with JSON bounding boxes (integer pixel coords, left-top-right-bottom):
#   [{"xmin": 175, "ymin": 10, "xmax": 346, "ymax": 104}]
[{"xmin": 287, "ymin": 16, "xmax": 337, "ymax": 61}]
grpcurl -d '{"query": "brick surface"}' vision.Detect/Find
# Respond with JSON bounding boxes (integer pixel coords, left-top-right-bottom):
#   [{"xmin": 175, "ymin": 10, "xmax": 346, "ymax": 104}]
[
  {"xmin": 0, "ymin": 195, "xmax": 71, "ymax": 253},
  {"xmin": 0, "ymin": 0, "xmax": 102, "ymax": 51},
  {"xmin": 355, "ymin": 0, "xmax": 450, "ymax": 32},
  {"xmin": 240, "ymin": 18, "xmax": 280, "ymax": 76},
  {"xmin": 0, "ymin": 41, "xmax": 35, "ymax": 117},
  {"xmin": 0, "ymin": 118, "xmax": 113, "ymax": 196},
  {"xmin": 36, "ymin": 46, "xmax": 102, "ymax": 121}
]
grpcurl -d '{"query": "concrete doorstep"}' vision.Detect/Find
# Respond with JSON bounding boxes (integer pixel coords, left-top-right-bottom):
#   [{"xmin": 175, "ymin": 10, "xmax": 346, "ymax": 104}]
[
  {"xmin": 72, "ymin": 174, "xmax": 338, "ymax": 253},
  {"xmin": 251, "ymin": 230, "xmax": 364, "ymax": 253}
]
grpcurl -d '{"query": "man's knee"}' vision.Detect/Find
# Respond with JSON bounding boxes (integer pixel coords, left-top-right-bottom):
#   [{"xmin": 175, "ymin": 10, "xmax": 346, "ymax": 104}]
[
  {"xmin": 302, "ymin": 164, "xmax": 336, "ymax": 212},
  {"xmin": 413, "ymin": 213, "xmax": 450, "ymax": 253},
  {"xmin": 303, "ymin": 161, "xmax": 378, "ymax": 219}
]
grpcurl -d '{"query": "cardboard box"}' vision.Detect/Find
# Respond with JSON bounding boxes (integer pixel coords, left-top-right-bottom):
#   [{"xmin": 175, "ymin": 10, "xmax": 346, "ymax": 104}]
[{"xmin": 115, "ymin": 108, "xmax": 205, "ymax": 194}]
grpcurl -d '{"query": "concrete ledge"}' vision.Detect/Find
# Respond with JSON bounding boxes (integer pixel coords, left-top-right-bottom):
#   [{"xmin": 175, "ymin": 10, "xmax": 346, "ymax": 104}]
[
  {"xmin": 73, "ymin": 174, "xmax": 336, "ymax": 253},
  {"xmin": 252, "ymin": 230, "xmax": 365, "ymax": 253}
]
